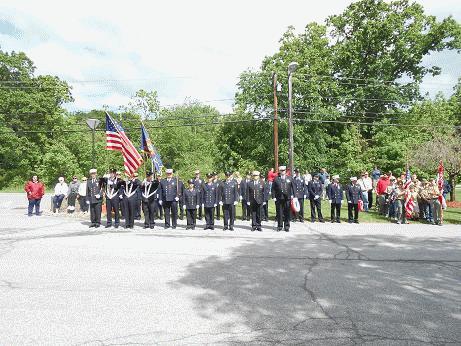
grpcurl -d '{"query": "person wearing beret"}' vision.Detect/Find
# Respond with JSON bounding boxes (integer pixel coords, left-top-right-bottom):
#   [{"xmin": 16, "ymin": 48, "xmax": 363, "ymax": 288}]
[
  {"xmin": 141, "ymin": 171, "xmax": 160, "ymax": 229},
  {"xmin": 86, "ymin": 168, "xmax": 104, "ymax": 228},
  {"xmin": 271, "ymin": 166, "xmax": 294, "ymax": 232},
  {"xmin": 346, "ymin": 177, "xmax": 363, "ymax": 224},
  {"xmin": 103, "ymin": 169, "xmax": 124, "ymax": 229},
  {"xmin": 202, "ymin": 173, "xmax": 219, "ymax": 230},
  {"xmin": 158, "ymin": 168, "xmax": 181, "ymax": 229},
  {"xmin": 220, "ymin": 171, "xmax": 239, "ymax": 231},
  {"xmin": 123, "ymin": 173, "xmax": 141, "ymax": 229},
  {"xmin": 247, "ymin": 171, "xmax": 265, "ymax": 231},
  {"xmin": 182, "ymin": 179, "xmax": 200, "ymax": 230}
]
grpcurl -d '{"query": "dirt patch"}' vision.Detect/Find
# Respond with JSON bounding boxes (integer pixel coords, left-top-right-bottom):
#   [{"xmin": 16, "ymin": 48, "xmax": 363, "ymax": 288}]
[{"xmin": 447, "ymin": 201, "xmax": 461, "ymax": 208}]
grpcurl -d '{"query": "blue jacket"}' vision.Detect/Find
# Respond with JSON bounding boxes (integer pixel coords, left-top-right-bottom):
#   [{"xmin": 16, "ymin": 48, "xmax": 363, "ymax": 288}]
[{"xmin": 327, "ymin": 183, "xmax": 343, "ymax": 203}]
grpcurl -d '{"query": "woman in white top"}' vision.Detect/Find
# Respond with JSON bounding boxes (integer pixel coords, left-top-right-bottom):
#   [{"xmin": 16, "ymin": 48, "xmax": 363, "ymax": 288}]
[
  {"xmin": 77, "ymin": 176, "xmax": 88, "ymax": 212},
  {"xmin": 53, "ymin": 177, "xmax": 68, "ymax": 213},
  {"xmin": 358, "ymin": 172, "xmax": 373, "ymax": 212}
]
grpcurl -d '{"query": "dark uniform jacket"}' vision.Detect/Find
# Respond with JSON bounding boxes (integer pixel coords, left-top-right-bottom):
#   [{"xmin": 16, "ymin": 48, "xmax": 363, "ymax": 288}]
[
  {"xmin": 141, "ymin": 180, "xmax": 160, "ymax": 202},
  {"xmin": 220, "ymin": 180, "xmax": 239, "ymax": 204},
  {"xmin": 182, "ymin": 189, "xmax": 200, "ymax": 209},
  {"xmin": 327, "ymin": 183, "xmax": 344, "ymax": 203},
  {"xmin": 272, "ymin": 176, "xmax": 294, "ymax": 201},
  {"xmin": 293, "ymin": 176, "xmax": 306, "ymax": 199},
  {"xmin": 193, "ymin": 178, "xmax": 203, "ymax": 192},
  {"xmin": 247, "ymin": 179, "xmax": 265, "ymax": 205},
  {"xmin": 124, "ymin": 179, "xmax": 140, "ymax": 198},
  {"xmin": 159, "ymin": 178, "xmax": 180, "ymax": 202},
  {"xmin": 346, "ymin": 184, "xmax": 363, "ymax": 204},
  {"xmin": 86, "ymin": 178, "xmax": 104, "ymax": 204},
  {"xmin": 263, "ymin": 181, "xmax": 271, "ymax": 202},
  {"xmin": 308, "ymin": 180, "xmax": 323, "ymax": 199},
  {"xmin": 103, "ymin": 177, "xmax": 124, "ymax": 200},
  {"xmin": 202, "ymin": 183, "xmax": 219, "ymax": 208}
]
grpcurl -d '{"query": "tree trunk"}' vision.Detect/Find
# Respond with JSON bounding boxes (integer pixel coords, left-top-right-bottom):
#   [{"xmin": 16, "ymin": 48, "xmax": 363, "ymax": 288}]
[{"xmin": 449, "ymin": 175, "xmax": 456, "ymax": 202}]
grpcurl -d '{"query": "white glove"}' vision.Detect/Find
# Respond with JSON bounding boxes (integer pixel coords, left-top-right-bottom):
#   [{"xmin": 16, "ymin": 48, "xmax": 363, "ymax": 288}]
[
  {"xmin": 202, "ymin": 204, "xmax": 204, "ymax": 208},
  {"xmin": 329, "ymin": 200, "xmax": 332, "ymax": 204},
  {"xmin": 174, "ymin": 197, "xmax": 179, "ymax": 201},
  {"xmin": 304, "ymin": 195, "xmax": 306, "ymax": 199},
  {"xmin": 159, "ymin": 200, "xmax": 163, "ymax": 206},
  {"xmin": 119, "ymin": 195, "xmax": 123, "ymax": 200},
  {"xmin": 348, "ymin": 201, "xmax": 351, "ymax": 203},
  {"xmin": 233, "ymin": 201, "xmax": 238, "ymax": 205},
  {"xmin": 340, "ymin": 200, "xmax": 343, "ymax": 205},
  {"xmin": 214, "ymin": 204, "xmax": 217, "ymax": 207},
  {"xmin": 86, "ymin": 201, "xmax": 90, "ymax": 205},
  {"xmin": 196, "ymin": 205, "xmax": 199, "ymax": 209},
  {"xmin": 314, "ymin": 195, "xmax": 319, "ymax": 200},
  {"xmin": 219, "ymin": 201, "xmax": 223, "ymax": 206},
  {"xmin": 263, "ymin": 202, "xmax": 266, "ymax": 206},
  {"xmin": 183, "ymin": 205, "xmax": 186, "ymax": 209},
  {"xmin": 239, "ymin": 196, "xmax": 243, "ymax": 201},
  {"xmin": 95, "ymin": 194, "xmax": 100, "ymax": 199},
  {"xmin": 247, "ymin": 202, "xmax": 250, "ymax": 206},
  {"xmin": 273, "ymin": 198, "xmax": 277, "ymax": 202}
]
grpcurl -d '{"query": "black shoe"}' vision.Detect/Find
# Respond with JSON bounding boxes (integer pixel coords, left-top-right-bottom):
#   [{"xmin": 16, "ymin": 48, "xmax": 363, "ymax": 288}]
[
  {"xmin": 172, "ymin": 226, "xmax": 176, "ymax": 229},
  {"xmin": 319, "ymin": 219, "xmax": 325, "ymax": 223},
  {"xmin": 251, "ymin": 228, "xmax": 255, "ymax": 232},
  {"xmin": 105, "ymin": 225, "xmax": 111, "ymax": 228},
  {"xmin": 348, "ymin": 220, "xmax": 353, "ymax": 224},
  {"xmin": 336, "ymin": 220, "xmax": 341, "ymax": 223},
  {"xmin": 192, "ymin": 227, "xmax": 195, "ymax": 230},
  {"xmin": 311, "ymin": 219, "xmax": 315, "ymax": 223},
  {"xmin": 95, "ymin": 224, "xmax": 100, "ymax": 228},
  {"xmin": 284, "ymin": 228, "xmax": 290, "ymax": 232},
  {"xmin": 257, "ymin": 228, "xmax": 262, "ymax": 232},
  {"xmin": 150, "ymin": 225, "xmax": 155, "ymax": 229},
  {"xmin": 89, "ymin": 224, "xmax": 95, "ymax": 228},
  {"xmin": 331, "ymin": 220, "xmax": 335, "ymax": 223},
  {"xmin": 223, "ymin": 227, "xmax": 228, "ymax": 231},
  {"xmin": 114, "ymin": 225, "xmax": 119, "ymax": 229},
  {"xmin": 354, "ymin": 220, "xmax": 359, "ymax": 224},
  {"xmin": 164, "ymin": 226, "xmax": 170, "ymax": 229},
  {"xmin": 230, "ymin": 227, "xmax": 234, "ymax": 231},
  {"xmin": 210, "ymin": 227, "xmax": 214, "ymax": 230},
  {"xmin": 143, "ymin": 225, "xmax": 149, "ymax": 229},
  {"xmin": 300, "ymin": 219, "xmax": 304, "ymax": 223},
  {"xmin": 277, "ymin": 228, "xmax": 282, "ymax": 232}
]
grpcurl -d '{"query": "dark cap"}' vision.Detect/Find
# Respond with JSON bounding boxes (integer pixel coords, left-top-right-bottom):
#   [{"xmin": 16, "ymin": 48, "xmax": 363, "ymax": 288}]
[
  {"xmin": 294, "ymin": 168, "xmax": 300, "ymax": 173},
  {"xmin": 188, "ymin": 179, "xmax": 195, "ymax": 185},
  {"xmin": 206, "ymin": 173, "xmax": 213, "ymax": 178},
  {"xmin": 213, "ymin": 171, "xmax": 218, "ymax": 176},
  {"xmin": 109, "ymin": 168, "xmax": 116, "ymax": 174},
  {"xmin": 314, "ymin": 173, "xmax": 320, "ymax": 178},
  {"xmin": 146, "ymin": 171, "xmax": 153, "ymax": 177},
  {"xmin": 225, "ymin": 171, "xmax": 232, "ymax": 177}
]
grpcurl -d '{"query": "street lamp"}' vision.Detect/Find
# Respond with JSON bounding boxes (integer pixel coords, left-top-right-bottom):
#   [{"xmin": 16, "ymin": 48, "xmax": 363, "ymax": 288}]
[
  {"xmin": 86, "ymin": 118, "xmax": 100, "ymax": 169},
  {"xmin": 288, "ymin": 61, "xmax": 298, "ymax": 175}
]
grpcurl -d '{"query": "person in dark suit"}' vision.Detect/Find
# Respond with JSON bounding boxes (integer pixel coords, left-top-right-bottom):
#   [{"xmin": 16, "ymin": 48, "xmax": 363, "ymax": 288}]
[
  {"xmin": 133, "ymin": 172, "xmax": 142, "ymax": 220},
  {"xmin": 271, "ymin": 166, "xmax": 294, "ymax": 232},
  {"xmin": 346, "ymin": 177, "xmax": 362, "ymax": 223},
  {"xmin": 247, "ymin": 171, "xmax": 265, "ymax": 231},
  {"xmin": 153, "ymin": 175, "xmax": 163, "ymax": 219},
  {"xmin": 103, "ymin": 169, "xmax": 124, "ymax": 229},
  {"xmin": 123, "ymin": 174, "xmax": 140, "ymax": 229},
  {"xmin": 141, "ymin": 171, "xmax": 160, "ymax": 229},
  {"xmin": 220, "ymin": 171, "xmax": 239, "ymax": 231},
  {"xmin": 327, "ymin": 175, "xmax": 343, "ymax": 223},
  {"xmin": 262, "ymin": 176, "xmax": 271, "ymax": 221},
  {"xmin": 193, "ymin": 170, "xmax": 203, "ymax": 220},
  {"xmin": 177, "ymin": 175, "xmax": 185, "ymax": 220},
  {"xmin": 86, "ymin": 168, "xmax": 104, "ymax": 228},
  {"xmin": 292, "ymin": 168, "xmax": 307, "ymax": 222},
  {"xmin": 240, "ymin": 172, "xmax": 251, "ymax": 221},
  {"xmin": 308, "ymin": 174, "xmax": 324, "ymax": 223},
  {"xmin": 182, "ymin": 179, "xmax": 200, "ymax": 229},
  {"xmin": 202, "ymin": 173, "xmax": 219, "ymax": 230},
  {"xmin": 158, "ymin": 168, "xmax": 181, "ymax": 229}
]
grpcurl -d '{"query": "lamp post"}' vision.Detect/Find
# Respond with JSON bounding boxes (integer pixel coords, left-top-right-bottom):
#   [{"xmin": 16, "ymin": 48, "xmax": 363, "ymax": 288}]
[
  {"xmin": 287, "ymin": 61, "xmax": 298, "ymax": 175},
  {"xmin": 86, "ymin": 119, "xmax": 100, "ymax": 168}
]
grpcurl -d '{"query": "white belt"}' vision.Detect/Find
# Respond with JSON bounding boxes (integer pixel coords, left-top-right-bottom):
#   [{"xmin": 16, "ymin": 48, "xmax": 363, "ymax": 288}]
[{"xmin": 142, "ymin": 187, "xmax": 158, "ymax": 199}]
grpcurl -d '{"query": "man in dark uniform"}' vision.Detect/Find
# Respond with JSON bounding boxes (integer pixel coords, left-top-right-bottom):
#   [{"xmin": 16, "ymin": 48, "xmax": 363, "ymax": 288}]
[
  {"xmin": 272, "ymin": 166, "xmax": 294, "ymax": 232},
  {"xmin": 220, "ymin": 171, "xmax": 239, "ymax": 231},
  {"xmin": 123, "ymin": 173, "xmax": 140, "ymax": 229},
  {"xmin": 158, "ymin": 168, "xmax": 181, "ymax": 229},
  {"xmin": 346, "ymin": 176, "xmax": 362, "ymax": 224},
  {"xmin": 193, "ymin": 170, "xmax": 203, "ymax": 220},
  {"xmin": 182, "ymin": 179, "xmax": 200, "ymax": 230},
  {"xmin": 247, "ymin": 171, "xmax": 265, "ymax": 232},
  {"xmin": 240, "ymin": 172, "xmax": 251, "ymax": 221},
  {"xmin": 292, "ymin": 168, "xmax": 307, "ymax": 222},
  {"xmin": 86, "ymin": 168, "xmax": 103, "ymax": 228},
  {"xmin": 141, "ymin": 171, "xmax": 159, "ymax": 229},
  {"xmin": 308, "ymin": 174, "xmax": 325, "ymax": 223},
  {"xmin": 116, "ymin": 171, "xmax": 125, "ymax": 220},
  {"xmin": 154, "ymin": 174, "xmax": 163, "ymax": 219},
  {"xmin": 202, "ymin": 173, "xmax": 218, "ymax": 230},
  {"xmin": 133, "ymin": 172, "xmax": 142, "ymax": 220},
  {"xmin": 262, "ymin": 176, "xmax": 270, "ymax": 221},
  {"xmin": 176, "ymin": 172, "xmax": 185, "ymax": 220},
  {"xmin": 327, "ymin": 175, "xmax": 343, "ymax": 223},
  {"xmin": 103, "ymin": 168, "xmax": 124, "ymax": 229},
  {"xmin": 213, "ymin": 172, "xmax": 221, "ymax": 220}
]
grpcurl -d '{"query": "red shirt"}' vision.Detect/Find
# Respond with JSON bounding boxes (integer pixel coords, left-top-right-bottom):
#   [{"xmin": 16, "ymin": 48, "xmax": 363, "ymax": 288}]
[
  {"xmin": 267, "ymin": 171, "xmax": 277, "ymax": 182},
  {"xmin": 24, "ymin": 181, "xmax": 45, "ymax": 200},
  {"xmin": 376, "ymin": 177, "xmax": 390, "ymax": 195}
]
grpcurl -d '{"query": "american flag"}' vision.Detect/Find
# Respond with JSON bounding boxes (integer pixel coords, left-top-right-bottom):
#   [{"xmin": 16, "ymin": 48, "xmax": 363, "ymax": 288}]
[
  {"xmin": 404, "ymin": 168, "xmax": 415, "ymax": 218},
  {"xmin": 437, "ymin": 160, "xmax": 447, "ymax": 209},
  {"xmin": 106, "ymin": 112, "xmax": 143, "ymax": 175}
]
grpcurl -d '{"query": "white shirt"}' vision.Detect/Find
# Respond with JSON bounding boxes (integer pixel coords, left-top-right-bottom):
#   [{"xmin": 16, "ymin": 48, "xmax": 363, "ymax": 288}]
[
  {"xmin": 54, "ymin": 182, "xmax": 68, "ymax": 196},
  {"xmin": 358, "ymin": 177, "xmax": 373, "ymax": 191},
  {"xmin": 78, "ymin": 182, "xmax": 87, "ymax": 196}
]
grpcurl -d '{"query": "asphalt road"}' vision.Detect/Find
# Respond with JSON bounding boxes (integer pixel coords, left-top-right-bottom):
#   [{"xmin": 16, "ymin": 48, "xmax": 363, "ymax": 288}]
[{"xmin": 0, "ymin": 193, "xmax": 460, "ymax": 345}]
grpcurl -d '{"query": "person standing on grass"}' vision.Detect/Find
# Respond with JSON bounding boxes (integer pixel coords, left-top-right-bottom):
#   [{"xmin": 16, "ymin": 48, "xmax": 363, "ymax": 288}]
[
  {"xmin": 358, "ymin": 172, "xmax": 373, "ymax": 212},
  {"xmin": 327, "ymin": 175, "xmax": 343, "ymax": 223},
  {"xmin": 24, "ymin": 175, "xmax": 45, "ymax": 216},
  {"xmin": 346, "ymin": 177, "xmax": 362, "ymax": 224}
]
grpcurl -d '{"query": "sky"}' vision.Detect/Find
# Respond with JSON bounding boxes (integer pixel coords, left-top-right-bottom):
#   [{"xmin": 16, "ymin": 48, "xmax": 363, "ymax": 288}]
[{"xmin": 0, "ymin": 0, "xmax": 460, "ymax": 114}]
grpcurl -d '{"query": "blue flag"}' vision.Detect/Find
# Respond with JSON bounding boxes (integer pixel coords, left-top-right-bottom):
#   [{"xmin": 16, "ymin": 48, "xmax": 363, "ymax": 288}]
[{"xmin": 140, "ymin": 124, "xmax": 163, "ymax": 173}]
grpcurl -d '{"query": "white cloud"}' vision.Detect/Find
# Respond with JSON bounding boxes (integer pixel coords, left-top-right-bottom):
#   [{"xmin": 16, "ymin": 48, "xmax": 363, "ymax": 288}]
[{"xmin": 0, "ymin": 0, "xmax": 460, "ymax": 112}]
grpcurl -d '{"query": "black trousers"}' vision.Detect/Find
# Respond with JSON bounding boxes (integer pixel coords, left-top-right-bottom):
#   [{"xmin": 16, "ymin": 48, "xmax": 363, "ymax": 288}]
[
  {"xmin": 348, "ymin": 203, "xmax": 359, "ymax": 221},
  {"xmin": 216, "ymin": 204, "xmax": 221, "ymax": 220},
  {"xmin": 262, "ymin": 202, "xmax": 269, "ymax": 221},
  {"xmin": 135, "ymin": 193, "xmax": 142, "ymax": 219},
  {"xmin": 119, "ymin": 199, "xmax": 125, "ymax": 219},
  {"xmin": 186, "ymin": 209, "xmax": 196, "ymax": 228},
  {"xmin": 276, "ymin": 199, "xmax": 291, "ymax": 230},
  {"xmin": 204, "ymin": 207, "xmax": 215, "ymax": 228},
  {"xmin": 179, "ymin": 204, "xmax": 184, "ymax": 220},
  {"xmin": 241, "ymin": 200, "xmax": 249, "ymax": 220},
  {"xmin": 90, "ymin": 202, "xmax": 102, "ymax": 225},
  {"xmin": 331, "ymin": 202, "xmax": 341, "ymax": 221},
  {"xmin": 163, "ymin": 201, "xmax": 178, "ymax": 228},
  {"xmin": 250, "ymin": 202, "xmax": 262, "ymax": 229},
  {"xmin": 368, "ymin": 190, "xmax": 373, "ymax": 208},
  {"xmin": 223, "ymin": 204, "xmax": 235, "ymax": 228},
  {"xmin": 125, "ymin": 196, "xmax": 137, "ymax": 228},
  {"xmin": 198, "ymin": 205, "xmax": 203, "ymax": 220},
  {"xmin": 106, "ymin": 197, "xmax": 120, "ymax": 226},
  {"xmin": 154, "ymin": 200, "xmax": 163, "ymax": 219},
  {"xmin": 78, "ymin": 196, "xmax": 88, "ymax": 212},
  {"xmin": 142, "ymin": 199, "xmax": 156, "ymax": 227},
  {"xmin": 310, "ymin": 198, "xmax": 324, "ymax": 221}
]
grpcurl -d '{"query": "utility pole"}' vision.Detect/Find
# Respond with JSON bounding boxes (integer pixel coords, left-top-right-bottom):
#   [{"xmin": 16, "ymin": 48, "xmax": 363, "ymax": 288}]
[
  {"xmin": 287, "ymin": 62, "xmax": 298, "ymax": 175},
  {"xmin": 86, "ymin": 119, "xmax": 100, "ymax": 169},
  {"xmin": 272, "ymin": 72, "xmax": 279, "ymax": 171}
]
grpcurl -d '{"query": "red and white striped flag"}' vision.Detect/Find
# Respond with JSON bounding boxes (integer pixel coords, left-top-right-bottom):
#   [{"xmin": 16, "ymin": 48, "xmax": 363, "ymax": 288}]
[
  {"xmin": 436, "ymin": 160, "xmax": 447, "ymax": 209},
  {"xmin": 105, "ymin": 112, "xmax": 143, "ymax": 175},
  {"xmin": 404, "ymin": 169, "xmax": 415, "ymax": 218}
]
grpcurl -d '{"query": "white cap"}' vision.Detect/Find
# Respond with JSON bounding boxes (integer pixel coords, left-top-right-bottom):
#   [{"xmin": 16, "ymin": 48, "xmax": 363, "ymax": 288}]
[
  {"xmin": 350, "ymin": 176, "xmax": 357, "ymax": 181},
  {"xmin": 194, "ymin": 169, "xmax": 200, "ymax": 174},
  {"xmin": 58, "ymin": 177, "xmax": 64, "ymax": 182},
  {"xmin": 279, "ymin": 166, "xmax": 286, "ymax": 171},
  {"xmin": 333, "ymin": 175, "xmax": 340, "ymax": 180},
  {"xmin": 166, "ymin": 168, "xmax": 173, "ymax": 174},
  {"xmin": 89, "ymin": 168, "xmax": 97, "ymax": 174},
  {"xmin": 252, "ymin": 171, "xmax": 260, "ymax": 176}
]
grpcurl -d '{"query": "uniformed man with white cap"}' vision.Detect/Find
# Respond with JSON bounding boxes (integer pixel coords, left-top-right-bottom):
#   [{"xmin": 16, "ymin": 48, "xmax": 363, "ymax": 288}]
[
  {"xmin": 220, "ymin": 171, "xmax": 239, "ymax": 231},
  {"xmin": 158, "ymin": 168, "xmax": 181, "ymax": 229},
  {"xmin": 271, "ymin": 166, "xmax": 294, "ymax": 232},
  {"xmin": 141, "ymin": 171, "xmax": 160, "ymax": 229},
  {"xmin": 308, "ymin": 173, "xmax": 325, "ymax": 223},
  {"xmin": 103, "ymin": 168, "xmax": 124, "ymax": 228},
  {"xmin": 327, "ymin": 175, "xmax": 344, "ymax": 223},
  {"xmin": 123, "ymin": 173, "xmax": 141, "ymax": 229},
  {"xmin": 86, "ymin": 168, "xmax": 103, "ymax": 228},
  {"xmin": 247, "ymin": 171, "xmax": 265, "ymax": 231},
  {"xmin": 202, "ymin": 173, "xmax": 219, "ymax": 230},
  {"xmin": 346, "ymin": 176, "xmax": 362, "ymax": 223}
]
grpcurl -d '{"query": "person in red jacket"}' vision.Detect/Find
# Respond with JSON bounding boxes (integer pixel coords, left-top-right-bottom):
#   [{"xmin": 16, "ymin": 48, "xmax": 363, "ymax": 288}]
[
  {"xmin": 267, "ymin": 168, "xmax": 277, "ymax": 183},
  {"xmin": 376, "ymin": 173, "xmax": 390, "ymax": 216},
  {"xmin": 24, "ymin": 175, "xmax": 46, "ymax": 216}
]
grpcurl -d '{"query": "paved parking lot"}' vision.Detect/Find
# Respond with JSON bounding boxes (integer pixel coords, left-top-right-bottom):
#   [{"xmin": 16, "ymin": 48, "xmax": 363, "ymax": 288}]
[{"xmin": 0, "ymin": 193, "xmax": 460, "ymax": 345}]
